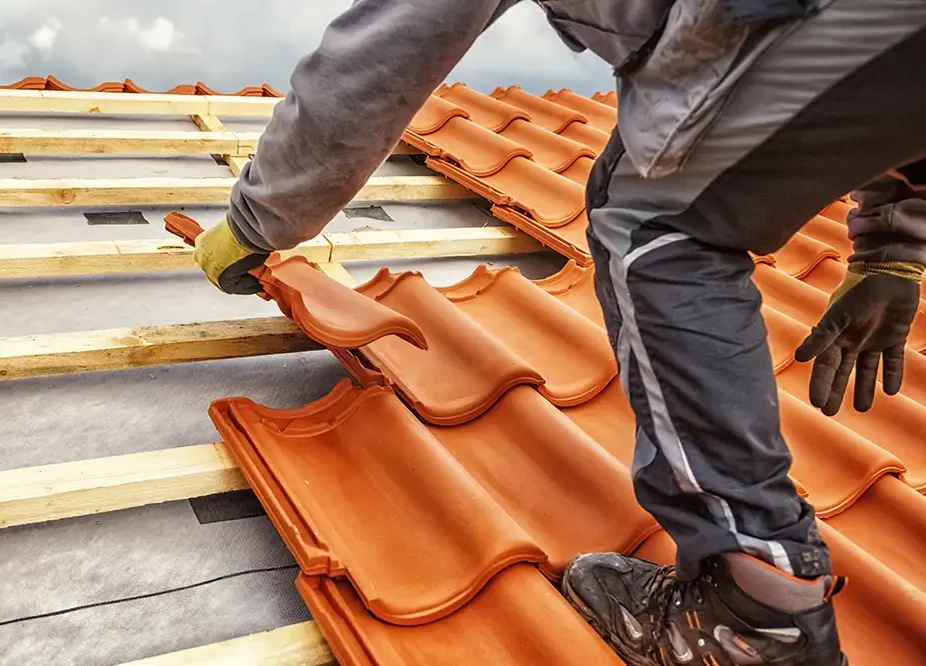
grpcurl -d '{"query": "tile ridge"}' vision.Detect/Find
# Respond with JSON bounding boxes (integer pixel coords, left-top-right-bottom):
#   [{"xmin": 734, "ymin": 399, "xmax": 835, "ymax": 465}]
[
  {"xmin": 533, "ymin": 260, "xmax": 593, "ymax": 294},
  {"xmin": 407, "ymin": 95, "xmax": 470, "ymax": 135},
  {"xmin": 225, "ymin": 378, "xmax": 390, "ymax": 437},
  {"xmin": 437, "ymin": 264, "xmax": 520, "ymax": 301},
  {"xmin": 354, "ymin": 267, "xmax": 423, "ymax": 301},
  {"xmin": 490, "ymin": 85, "xmax": 588, "ymax": 133}
]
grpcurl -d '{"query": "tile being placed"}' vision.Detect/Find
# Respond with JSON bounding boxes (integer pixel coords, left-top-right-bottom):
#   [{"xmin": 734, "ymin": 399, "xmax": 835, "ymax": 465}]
[
  {"xmin": 164, "ymin": 211, "xmax": 427, "ymax": 354},
  {"xmin": 296, "ymin": 564, "xmax": 627, "ymax": 666}
]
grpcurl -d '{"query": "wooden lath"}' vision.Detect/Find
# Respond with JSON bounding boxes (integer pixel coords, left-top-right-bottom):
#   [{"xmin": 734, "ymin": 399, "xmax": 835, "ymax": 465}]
[
  {"xmin": 0, "ymin": 227, "xmax": 540, "ymax": 279},
  {"xmin": 0, "ymin": 128, "xmax": 258, "ymax": 155},
  {"xmin": 0, "ymin": 89, "xmax": 280, "ymax": 116},
  {"xmin": 0, "ymin": 175, "xmax": 472, "ymax": 207},
  {"xmin": 190, "ymin": 113, "xmax": 253, "ymax": 176},
  {"xmin": 0, "ymin": 317, "xmax": 323, "ymax": 381},
  {"xmin": 117, "ymin": 622, "xmax": 336, "ymax": 666},
  {"xmin": 0, "ymin": 443, "xmax": 247, "ymax": 529}
]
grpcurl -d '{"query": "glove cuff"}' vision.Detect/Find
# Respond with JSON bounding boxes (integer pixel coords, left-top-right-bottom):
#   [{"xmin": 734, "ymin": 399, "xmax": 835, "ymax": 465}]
[{"xmin": 848, "ymin": 260, "xmax": 925, "ymax": 282}]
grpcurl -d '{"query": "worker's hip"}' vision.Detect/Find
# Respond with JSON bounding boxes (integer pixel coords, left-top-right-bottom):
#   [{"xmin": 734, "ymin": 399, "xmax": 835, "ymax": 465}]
[{"xmin": 616, "ymin": 0, "xmax": 926, "ymax": 184}]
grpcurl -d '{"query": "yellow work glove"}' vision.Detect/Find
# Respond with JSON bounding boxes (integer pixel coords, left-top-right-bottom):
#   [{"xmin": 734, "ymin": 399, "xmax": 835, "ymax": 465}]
[
  {"xmin": 795, "ymin": 261, "xmax": 924, "ymax": 415},
  {"xmin": 194, "ymin": 215, "xmax": 270, "ymax": 295}
]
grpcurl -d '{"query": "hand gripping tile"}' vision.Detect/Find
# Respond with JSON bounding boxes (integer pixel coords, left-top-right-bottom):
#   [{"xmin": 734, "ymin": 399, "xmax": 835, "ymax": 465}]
[
  {"xmin": 543, "ymin": 89, "xmax": 618, "ymax": 132},
  {"xmin": 164, "ymin": 212, "xmax": 427, "ymax": 353},
  {"xmin": 210, "ymin": 380, "xmax": 545, "ymax": 625},
  {"xmin": 428, "ymin": 386, "xmax": 659, "ymax": 575},
  {"xmin": 296, "ymin": 564, "xmax": 628, "ymax": 666},
  {"xmin": 490, "ymin": 86, "xmax": 587, "ymax": 134},
  {"xmin": 438, "ymin": 266, "xmax": 616, "ymax": 406},
  {"xmin": 354, "ymin": 269, "xmax": 544, "ymax": 425},
  {"xmin": 761, "ymin": 304, "xmax": 811, "ymax": 374}
]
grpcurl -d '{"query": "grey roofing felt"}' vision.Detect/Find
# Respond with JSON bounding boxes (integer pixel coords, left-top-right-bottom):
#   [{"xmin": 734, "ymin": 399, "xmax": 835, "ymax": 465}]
[{"xmin": 0, "ymin": 109, "xmax": 564, "ymax": 664}]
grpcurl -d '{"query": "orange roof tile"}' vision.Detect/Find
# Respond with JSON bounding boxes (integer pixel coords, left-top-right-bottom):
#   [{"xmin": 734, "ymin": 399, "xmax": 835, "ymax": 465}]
[
  {"xmin": 2, "ymin": 75, "xmax": 284, "ymax": 96},
  {"xmin": 542, "ymin": 89, "xmax": 617, "ymax": 132},
  {"xmin": 212, "ymin": 380, "xmax": 547, "ymax": 625},
  {"xmin": 296, "ymin": 565, "xmax": 628, "ymax": 666},
  {"xmin": 490, "ymin": 86, "xmax": 588, "ymax": 133}
]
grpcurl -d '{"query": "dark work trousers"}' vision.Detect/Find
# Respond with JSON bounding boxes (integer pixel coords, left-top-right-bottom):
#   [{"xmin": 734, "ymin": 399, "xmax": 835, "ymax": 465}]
[{"xmin": 586, "ymin": 1, "xmax": 926, "ymax": 580}]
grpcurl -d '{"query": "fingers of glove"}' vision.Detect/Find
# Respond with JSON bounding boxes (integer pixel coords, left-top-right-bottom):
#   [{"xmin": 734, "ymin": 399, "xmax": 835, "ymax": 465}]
[
  {"xmin": 795, "ymin": 308, "xmax": 849, "ymax": 363},
  {"xmin": 216, "ymin": 253, "xmax": 270, "ymax": 295},
  {"xmin": 822, "ymin": 349, "xmax": 857, "ymax": 416},
  {"xmin": 853, "ymin": 351, "xmax": 881, "ymax": 412},
  {"xmin": 882, "ymin": 344, "xmax": 906, "ymax": 395},
  {"xmin": 807, "ymin": 345, "xmax": 842, "ymax": 410}
]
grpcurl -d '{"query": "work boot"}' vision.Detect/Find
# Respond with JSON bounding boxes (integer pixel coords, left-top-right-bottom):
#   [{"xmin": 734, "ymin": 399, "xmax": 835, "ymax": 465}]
[{"xmin": 562, "ymin": 551, "xmax": 847, "ymax": 665}]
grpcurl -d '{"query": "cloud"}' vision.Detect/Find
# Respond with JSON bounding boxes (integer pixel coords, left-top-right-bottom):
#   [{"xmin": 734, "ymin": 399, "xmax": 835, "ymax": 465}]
[
  {"xmin": 99, "ymin": 16, "xmax": 199, "ymax": 54},
  {"xmin": 31, "ymin": 18, "xmax": 63, "ymax": 51},
  {"xmin": 0, "ymin": 39, "xmax": 30, "ymax": 69}
]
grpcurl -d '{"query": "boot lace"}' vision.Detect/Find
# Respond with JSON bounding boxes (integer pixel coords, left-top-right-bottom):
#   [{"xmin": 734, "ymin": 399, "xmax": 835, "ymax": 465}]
[{"xmin": 638, "ymin": 566, "xmax": 707, "ymax": 660}]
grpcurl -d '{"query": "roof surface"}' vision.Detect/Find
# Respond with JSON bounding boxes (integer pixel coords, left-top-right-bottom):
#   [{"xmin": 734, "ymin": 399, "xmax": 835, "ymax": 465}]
[{"xmin": 1, "ymin": 78, "xmax": 925, "ymax": 666}]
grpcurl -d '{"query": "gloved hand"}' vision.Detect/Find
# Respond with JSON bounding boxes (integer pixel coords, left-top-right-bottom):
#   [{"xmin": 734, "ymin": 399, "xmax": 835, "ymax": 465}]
[
  {"xmin": 795, "ymin": 261, "xmax": 923, "ymax": 415},
  {"xmin": 194, "ymin": 215, "xmax": 270, "ymax": 295}
]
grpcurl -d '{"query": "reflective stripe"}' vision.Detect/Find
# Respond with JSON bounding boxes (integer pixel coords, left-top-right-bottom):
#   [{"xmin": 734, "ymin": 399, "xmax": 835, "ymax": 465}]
[{"xmin": 609, "ymin": 231, "xmax": 795, "ymax": 574}]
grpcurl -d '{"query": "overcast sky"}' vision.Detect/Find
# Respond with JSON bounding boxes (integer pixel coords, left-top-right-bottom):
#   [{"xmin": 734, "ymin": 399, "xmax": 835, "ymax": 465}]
[{"xmin": 0, "ymin": 1, "xmax": 614, "ymax": 96}]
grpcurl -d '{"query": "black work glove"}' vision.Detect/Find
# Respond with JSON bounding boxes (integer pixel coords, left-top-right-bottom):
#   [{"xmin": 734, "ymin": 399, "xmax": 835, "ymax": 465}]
[{"xmin": 794, "ymin": 261, "xmax": 923, "ymax": 416}]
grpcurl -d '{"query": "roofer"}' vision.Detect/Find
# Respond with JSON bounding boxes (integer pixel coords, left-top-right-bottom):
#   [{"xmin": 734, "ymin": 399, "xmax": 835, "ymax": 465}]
[{"xmin": 191, "ymin": 1, "xmax": 926, "ymax": 664}]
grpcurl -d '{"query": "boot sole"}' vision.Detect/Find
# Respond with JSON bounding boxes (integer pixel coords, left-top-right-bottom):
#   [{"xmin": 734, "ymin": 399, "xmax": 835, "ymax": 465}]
[{"xmin": 561, "ymin": 559, "xmax": 659, "ymax": 666}]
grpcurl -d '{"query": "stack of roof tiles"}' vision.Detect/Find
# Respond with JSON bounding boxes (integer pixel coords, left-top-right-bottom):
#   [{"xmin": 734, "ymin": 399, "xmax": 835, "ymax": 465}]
[
  {"xmin": 161, "ymin": 82, "xmax": 926, "ymax": 665},
  {"xmin": 402, "ymin": 83, "xmax": 617, "ymax": 265},
  {"xmin": 1, "ymin": 75, "xmax": 284, "ymax": 97}
]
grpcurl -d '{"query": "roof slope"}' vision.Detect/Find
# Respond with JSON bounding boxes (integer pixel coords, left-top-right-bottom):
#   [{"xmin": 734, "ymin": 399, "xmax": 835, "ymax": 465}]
[
  {"xmin": 3, "ymin": 76, "xmax": 925, "ymax": 665},
  {"xmin": 200, "ymin": 106, "xmax": 926, "ymax": 664}
]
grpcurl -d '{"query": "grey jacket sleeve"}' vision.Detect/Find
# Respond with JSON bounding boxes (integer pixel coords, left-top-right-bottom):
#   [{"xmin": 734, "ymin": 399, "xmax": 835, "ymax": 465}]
[
  {"xmin": 847, "ymin": 164, "xmax": 926, "ymax": 265},
  {"xmin": 227, "ymin": 0, "xmax": 518, "ymax": 252}
]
